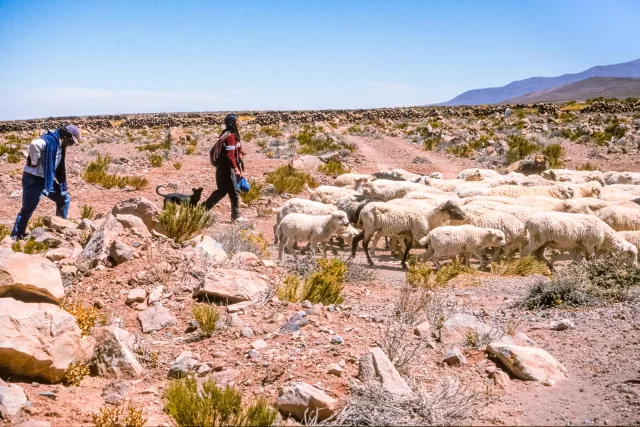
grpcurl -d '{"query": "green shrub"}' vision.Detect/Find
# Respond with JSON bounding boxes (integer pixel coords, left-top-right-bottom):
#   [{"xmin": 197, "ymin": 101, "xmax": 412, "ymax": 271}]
[
  {"xmin": 173, "ymin": 161, "xmax": 183, "ymax": 170},
  {"xmin": 28, "ymin": 216, "xmax": 46, "ymax": 231},
  {"xmin": 318, "ymin": 160, "xmax": 348, "ymax": 176},
  {"xmin": 242, "ymin": 131, "xmax": 255, "ymax": 142},
  {"xmin": 7, "ymin": 152, "xmax": 20, "ymax": 163},
  {"xmin": 164, "ymin": 378, "xmax": 277, "ymax": 427},
  {"xmin": 240, "ymin": 180, "xmax": 263, "ymax": 205},
  {"xmin": 83, "ymin": 155, "xmax": 149, "ymax": 190},
  {"xmin": 347, "ymin": 124, "xmax": 363, "ymax": 134},
  {"xmin": 81, "ymin": 204, "xmax": 95, "ymax": 220},
  {"xmin": 446, "ymin": 143, "xmax": 474, "ymax": 158},
  {"xmin": 192, "ymin": 304, "xmax": 219, "ymax": 338},
  {"xmin": 158, "ymin": 202, "xmax": 212, "ymax": 244},
  {"xmin": 300, "ymin": 258, "xmax": 345, "ymax": 305},
  {"xmin": 435, "ymin": 259, "xmax": 476, "ymax": 284},
  {"xmin": 265, "ymin": 164, "xmax": 318, "ymax": 195},
  {"xmin": 261, "ymin": 125, "xmax": 282, "ymax": 138},
  {"xmin": 541, "ymin": 143, "xmax": 564, "ymax": 168},
  {"xmin": 406, "ymin": 259, "xmax": 438, "ymax": 289},
  {"xmin": 12, "ymin": 239, "xmax": 49, "ymax": 254},
  {"xmin": 506, "ymin": 134, "xmax": 538, "ymax": 163},
  {"xmin": 186, "ymin": 145, "xmax": 196, "ymax": 155},
  {"xmin": 136, "ymin": 139, "xmax": 170, "ymax": 152},
  {"xmin": 277, "ymin": 274, "xmax": 301, "ymax": 302},
  {"xmin": 93, "ymin": 401, "xmax": 147, "ymax": 427},
  {"xmin": 492, "ymin": 256, "xmax": 551, "ymax": 277},
  {"xmin": 0, "ymin": 225, "xmax": 9, "ymax": 241},
  {"xmin": 149, "ymin": 154, "xmax": 163, "ymax": 167},
  {"xmin": 296, "ymin": 127, "xmax": 342, "ymax": 155}
]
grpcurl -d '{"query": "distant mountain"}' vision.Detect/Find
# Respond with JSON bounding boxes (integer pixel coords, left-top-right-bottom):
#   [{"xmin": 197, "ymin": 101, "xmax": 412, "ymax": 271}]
[
  {"xmin": 438, "ymin": 58, "xmax": 640, "ymax": 106},
  {"xmin": 502, "ymin": 77, "xmax": 640, "ymax": 104}
]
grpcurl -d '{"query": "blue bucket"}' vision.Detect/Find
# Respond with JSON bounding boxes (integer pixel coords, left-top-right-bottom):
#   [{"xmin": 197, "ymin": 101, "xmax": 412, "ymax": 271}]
[{"xmin": 238, "ymin": 177, "xmax": 251, "ymax": 193}]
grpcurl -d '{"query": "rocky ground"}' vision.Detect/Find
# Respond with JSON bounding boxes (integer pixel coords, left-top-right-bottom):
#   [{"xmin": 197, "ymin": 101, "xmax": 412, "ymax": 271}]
[{"xmin": 0, "ymin": 105, "xmax": 640, "ymax": 427}]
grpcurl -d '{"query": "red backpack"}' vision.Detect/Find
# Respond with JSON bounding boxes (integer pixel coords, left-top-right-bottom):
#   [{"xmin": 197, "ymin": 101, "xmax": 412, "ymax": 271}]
[{"xmin": 209, "ymin": 131, "xmax": 229, "ymax": 167}]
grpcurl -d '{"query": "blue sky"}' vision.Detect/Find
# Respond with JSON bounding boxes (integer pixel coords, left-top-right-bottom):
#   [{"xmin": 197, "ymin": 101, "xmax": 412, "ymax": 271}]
[{"xmin": 1, "ymin": 0, "xmax": 639, "ymax": 120}]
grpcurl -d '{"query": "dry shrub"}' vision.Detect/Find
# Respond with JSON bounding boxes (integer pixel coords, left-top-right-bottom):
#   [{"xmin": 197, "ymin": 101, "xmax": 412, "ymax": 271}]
[
  {"xmin": 83, "ymin": 154, "xmax": 149, "ymax": 190},
  {"xmin": 465, "ymin": 327, "xmax": 504, "ymax": 350},
  {"xmin": 164, "ymin": 378, "xmax": 277, "ymax": 427},
  {"xmin": 328, "ymin": 377, "xmax": 479, "ymax": 426},
  {"xmin": 406, "ymin": 259, "xmax": 438, "ymax": 289},
  {"xmin": 261, "ymin": 125, "xmax": 282, "ymax": 137},
  {"xmin": 240, "ymin": 179, "xmax": 264, "ymax": 205},
  {"xmin": 65, "ymin": 361, "xmax": 90, "ymax": 386},
  {"xmin": 265, "ymin": 164, "xmax": 318, "ymax": 195},
  {"xmin": 342, "ymin": 256, "xmax": 377, "ymax": 283},
  {"xmin": 144, "ymin": 244, "xmax": 174, "ymax": 286},
  {"xmin": 192, "ymin": 303, "xmax": 220, "ymax": 338},
  {"xmin": 318, "ymin": 160, "xmax": 349, "ymax": 177},
  {"xmin": 92, "ymin": 400, "xmax": 147, "ymax": 427},
  {"xmin": 29, "ymin": 215, "xmax": 46, "ymax": 230},
  {"xmin": 158, "ymin": 202, "xmax": 213, "ymax": 244},
  {"xmin": 173, "ymin": 161, "xmax": 183, "ymax": 170},
  {"xmin": 11, "ymin": 239, "xmax": 49, "ymax": 254},
  {"xmin": 492, "ymin": 255, "xmax": 551, "ymax": 277},
  {"xmin": 300, "ymin": 258, "xmax": 345, "ymax": 305},
  {"xmin": 214, "ymin": 225, "xmax": 269, "ymax": 258},
  {"xmin": 435, "ymin": 260, "xmax": 476, "ymax": 285},
  {"xmin": 81, "ymin": 204, "xmax": 95, "ymax": 220},
  {"xmin": 277, "ymin": 274, "xmax": 301, "ymax": 302},
  {"xmin": 0, "ymin": 225, "xmax": 9, "ymax": 241},
  {"xmin": 149, "ymin": 153, "xmax": 163, "ymax": 167},
  {"xmin": 61, "ymin": 300, "xmax": 106, "ymax": 336}
]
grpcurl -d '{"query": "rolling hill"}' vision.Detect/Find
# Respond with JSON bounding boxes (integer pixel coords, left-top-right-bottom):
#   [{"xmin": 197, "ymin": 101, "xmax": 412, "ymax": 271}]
[
  {"xmin": 438, "ymin": 58, "xmax": 640, "ymax": 106},
  {"xmin": 502, "ymin": 77, "xmax": 640, "ymax": 104}
]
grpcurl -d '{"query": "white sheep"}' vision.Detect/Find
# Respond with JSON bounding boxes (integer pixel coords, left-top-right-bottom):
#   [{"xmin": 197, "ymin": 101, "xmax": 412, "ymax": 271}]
[
  {"xmin": 361, "ymin": 179, "xmax": 444, "ymax": 201},
  {"xmin": 513, "ymin": 195, "xmax": 563, "ymax": 211},
  {"xmin": 419, "ymin": 225, "xmax": 506, "ymax": 270},
  {"xmin": 463, "ymin": 200, "xmax": 544, "ymax": 223},
  {"xmin": 567, "ymin": 181, "xmax": 602, "ymax": 198},
  {"xmin": 596, "ymin": 206, "xmax": 640, "ymax": 231},
  {"xmin": 305, "ymin": 183, "xmax": 362, "ymax": 204},
  {"xmin": 333, "ymin": 173, "xmax": 372, "ymax": 187},
  {"xmin": 273, "ymin": 198, "xmax": 337, "ymax": 244},
  {"xmin": 617, "ymin": 231, "xmax": 640, "ymax": 251},
  {"xmin": 486, "ymin": 183, "xmax": 574, "ymax": 199},
  {"xmin": 422, "ymin": 178, "xmax": 486, "ymax": 193},
  {"xmin": 523, "ymin": 212, "xmax": 638, "ymax": 268},
  {"xmin": 277, "ymin": 211, "xmax": 350, "ymax": 260},
  {"xmin": 552, "ymin": 198, "xmax": 610, "ymax": 214},
  {"xmin": 456, "ymin": 168, "xmax": 502, "ymax": 180},
  {"xmin": 599, "ymin": 184, "xmax": 640, "ymax": 203},
  {"xmin": 487, "ymin": 172, "xmax": 554, "ymax": 188},
  {"xmin": 372, "ymin": 168, "xmax": 422, "ymax": 182},
  {"xmin": 428, "ymin": 172, "xmax": 444, "ymax": 180},
  {"xmin": 403, "ymin": 191, "xmax": 460, "ymax": 202},
  {"xmin": 354, "ymin": 200, "xmax": 467, "ymax": 268},
  {"xmin": 541, "ymin": 169, "xmax": 605, "ymax": 185}
]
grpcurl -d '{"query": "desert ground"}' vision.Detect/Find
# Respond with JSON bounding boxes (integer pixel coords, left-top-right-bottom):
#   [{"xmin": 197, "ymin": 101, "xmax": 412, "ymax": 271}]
[{"xmin": 1, "ymin": 102, "xmax": 640, "ymax": 427}]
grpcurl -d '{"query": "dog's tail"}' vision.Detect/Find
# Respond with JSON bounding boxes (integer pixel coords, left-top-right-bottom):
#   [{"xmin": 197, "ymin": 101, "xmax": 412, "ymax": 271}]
[{"xmin": 156, "ymin": 185, "xmax": 168, "ymax": 197}]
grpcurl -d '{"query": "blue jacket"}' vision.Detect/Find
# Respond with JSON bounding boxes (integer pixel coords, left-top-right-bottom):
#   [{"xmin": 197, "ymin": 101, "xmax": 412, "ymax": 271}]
[{"xmin": 39, "ymin": 130, "xmax": 67, "ymax": 196}]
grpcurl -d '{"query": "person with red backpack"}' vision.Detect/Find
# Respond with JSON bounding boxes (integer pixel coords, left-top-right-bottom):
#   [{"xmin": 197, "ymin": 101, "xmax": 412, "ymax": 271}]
[{"xmin": 203, "ymin": 114, "xmax": 247, "ymax": 222}]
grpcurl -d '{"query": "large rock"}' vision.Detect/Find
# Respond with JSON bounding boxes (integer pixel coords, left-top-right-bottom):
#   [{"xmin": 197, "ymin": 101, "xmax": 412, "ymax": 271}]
[
  {"xmin": 486, "ymin": 343, "xmax": 568, "ymax": 384},
  {"xmin": 43, "ymin": 216, "xmax": 76, "ymax": 232},
  {"xmin": 191, "ymin": 235, "xmax": 227, "ymax": 263},
  {"xmin": 192, "ymin": 269, "xmax": 268, "ymax": 304},
  {"xmin": 231, "ymin": 252, "xmax": 261, "ymax": 268},
  {"xmin": 115, "ymin": 214, "xmax": 151, "ymax": 237},
  {"xmin": 0, "ymin": 380, "xmax": 27, "ymax": 416},
  {"xmin": 0, "ymin": 298, "xmax": 95, "ymax": 382},
  {"xmin": 440, "ymin": 313, "xmax": 498, "ymax": 344},
  {"xmin": 276, "ymin": 382, "xmax": 338, "ymax": 422},
  {"xmin": 292, "ymin": 155, "xmax": 322, "ymax": 171},
  {"xmin": 80, "ymin": 214, "xmax": 124, "ymax": 263},
  {"xmin": 168, "ymin": 351, "xmax": 202, "ymax": 379},
  {"xmin": 168, "ymin": 127, "xmax": 186, "ymax": 145},
  {"xmin": 109, "ymin": 240, "xmax": 133, "ymax": 265},
  {"xmin": 0, "ymin": 248, "xmax": 64, "ymax": 304},
  {"xmin": 138, "ymin": 302, "xmax": 176, "ymax": 333},
  {"xmin": 111, "ymin": 197, "xmax": 164, "ymax": 233},
  {"xmin": 358, "ymin": 347, "xmax": 413, "ymax": 396},
  {"xmin": 91, "ymin": 326, "xmax": 144, "ymax": 379}
]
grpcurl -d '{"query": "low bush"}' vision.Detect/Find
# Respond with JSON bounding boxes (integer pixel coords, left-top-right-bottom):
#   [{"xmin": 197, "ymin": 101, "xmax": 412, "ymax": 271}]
[
  {"xmin": 149, "ymin": 154, "xmax": 163, "ymax": 167},
  {"xmin": 435, "ymin": 260, "xmax": 476, "ymax": 285},
  {"xmin": 11, "ymin": 239, "xmax": 49, "ymax": 254},
  {"xmin": 406, "ymin": 259, "xmax": 438, "ymax": 290},
  {"xmin": 186, "ymin": 145, "xmax": 197, "ymax": 155},
  {"xmin": 300, "ymin": 258, "xmax": 345, "ymax": 305},
  {"xmin": 318, "ymin": 159, "xmax": 348, "ymax": 176},
  {"xmin": 242, "ymin": 131, "xmax": 255, "ymax": 142},
  {"xmin": 0, "ymin": 225, "xmax": 9, "ymax": 241},
  {"xmin": 83, "ymin": 155, "xmax": 149, "ymax": 190},
  {"xmin": 158, "ymin": 202, "xmax": 212, "ymax": 244},
  {"xmin": 506, "ymin": 134, "xmax": 538, "ymax": 163},
  {"xmin": 28, "ymin": 216, "xmax": 46, "ymax": 231},
  {"xmin": 265, "ymin": 164, "xmax": 318, "ymax": 195},
  {"xmin": 92, "ymin": 401, "xmax": 147, "ymax": 427},
  {"xmin": 173, "ymin": 161, "xmax": 183, "ymax": 170},
  {"xmin": 260, "ymin": 125, "xmax": 282, "ymax": 138},
  {"xmin": 347, "ymin": 124, "xmax": 363, "ymax": 134},
  {"xmin": 192, "ymin": 304, "xmax": 219, "ymax": 338},
  {"xmin": 541, "ymin": 143, "xmax": 564, "ymax": 168},
  {"xmin": 61, "ymin": 300, "xmax": 106, "ymax": 336},
  {"xmin": 164, "ymin": 378, "xmax": 277, "ymax": 427},
  {"xmin": 65, "ymin": 361, "xmax": 90, "ymax": 386},
  {"xmin": 240, "ymin": 180, "xmax": 263, "ymax": 205},
  {"xmin": 136, "ymin": 139, "xmax": 170, "ymax": 152},
  {"xmin": 277, "ymin": 274, "xmax": 301, "ymax": 302},
  {"xmin": 81, "ymin": 204, "xmax": 95, "ymax": 220},
  {"xmin": 492, "ymin": 256, "xmax": 551, "ymax": 277},
  {"xmin": 214, "ymin": 226, "xmax": 269, "ymax": 258},
  {"xmin": 446, "ymin": 143, "xmax": 474, "ymax": 158},
  {"xmin": 7, "ymin": 152, "xmax": 21, "ymax": 163}
]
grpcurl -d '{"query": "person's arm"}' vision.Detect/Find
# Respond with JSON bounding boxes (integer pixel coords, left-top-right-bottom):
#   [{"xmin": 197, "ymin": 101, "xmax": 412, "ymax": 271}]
[
  {"xmin": 27, "ymin": 139, "xmax": 46, "ymax": 167},
  {"xmin": 224, "ymin": 134, "xmax": 240, "ymax": 173}
]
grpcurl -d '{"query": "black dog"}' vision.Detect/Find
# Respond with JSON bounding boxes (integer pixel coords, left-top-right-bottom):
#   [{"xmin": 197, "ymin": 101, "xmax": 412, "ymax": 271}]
[{"xmin": 156, "ymin": 185, "xmax": 203, "ymax": 208}]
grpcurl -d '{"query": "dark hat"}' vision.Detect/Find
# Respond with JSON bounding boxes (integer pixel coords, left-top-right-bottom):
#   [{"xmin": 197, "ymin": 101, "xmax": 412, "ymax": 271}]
[{"xmin": 65, "ymin": 125, "xmax": 81, "ymax": 144}]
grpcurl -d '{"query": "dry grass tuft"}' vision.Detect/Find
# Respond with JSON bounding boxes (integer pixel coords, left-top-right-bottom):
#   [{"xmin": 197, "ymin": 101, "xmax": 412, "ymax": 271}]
[
  {"xmin": 192, "ymin": 303, "xmax": 220, "ymax": 338},
  {"xmin": 492, "ymin": 256, "xmax": 551, "ymax": 277},
  {"xmin": 61, "ymin": 300, "xmax": 106, "ymax": 336},
  {"xmin": 65, "ymin": 361, "xmax": 90, "ymax": 386},
  {"xmin": 265, "ymin": 164, "xmax": 318, "ymax": 195},
  {"xmin": 158, "ymin": 202, "xmax": 213, "ymax": 244},
  {"xmin": 92, "ymin": 400, "xmax": 147, "ymax": 427},
  {"xmin": 277, "ymin": 274, "xmax": 301, "ymax": 303}
]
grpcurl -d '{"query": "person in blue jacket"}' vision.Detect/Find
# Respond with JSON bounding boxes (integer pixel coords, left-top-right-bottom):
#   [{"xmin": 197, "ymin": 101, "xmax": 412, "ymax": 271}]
[{"xmin": 11, "ymin": 125, "xmax": 81, "ymax": 239}]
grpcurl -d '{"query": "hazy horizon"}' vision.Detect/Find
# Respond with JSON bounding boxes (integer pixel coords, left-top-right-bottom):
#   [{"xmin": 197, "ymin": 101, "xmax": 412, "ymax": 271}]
[{"xmin": 1, "ymin": 0, "xmax": 639, "ymax": 120}]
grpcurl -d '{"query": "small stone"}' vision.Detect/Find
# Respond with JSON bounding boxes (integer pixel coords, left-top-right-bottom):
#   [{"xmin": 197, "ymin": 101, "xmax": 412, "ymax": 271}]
[
  {"xmin": 93, "ymin": 298, "xmax": 105, "ymax": 309},
  {"xmin": 241, "ymin": 327, "xmax": 255, "ymax": 338},
  {"xmin": 248, "ymin": 349, "xmax": 260, "ymax": 359},
  {"xmin": 126, "ymin": 288, "xmax": 147, "ymax": 305},
  {"xmin": 443, "ymin": 348, "xmax": 467, "ymax": 366},
  {"xmin": 37, "ymin": 391, "xmax": 56, "ymax": 399},
  {"xmin": 414, "ymin": 320, "xmax": 431, "ymax": 339},
  {"xmin": 251, "ymin": 339, "xmax": 268, "ymax": 350},
  {"xmin": 301, "ymin": 300, "xmax": 313, "ymax": 308},
  {"xmin": 331, "ymin": 335, "xmax": 344, "ymax": 345},
  {"xmin": 228, "ymin": 313, "xmax": 243, "ymax": 328},
  {"xmin": 185, "ymin": 320, "xmax": 199, "ymax": 333},
  {"xmin": 327, "ymin": 363, "xmax": 343, "ymax": 376},
  {"xmin": 549, "ymin": 319, "xmax": 575, "ymax": 331}
]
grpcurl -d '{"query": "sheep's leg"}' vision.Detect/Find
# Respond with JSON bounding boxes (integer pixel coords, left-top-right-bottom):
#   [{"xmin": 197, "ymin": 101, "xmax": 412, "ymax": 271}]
[
  {"xmin": 278, "ymin": 237, "xmax": 287, "ymax": 261},
  {"xmin": 363, "ymin": 232, "xmax": 375, "ymax": 267},
  {"xmin": 273, "ymin": 223, "xmax": 279, "ymax": 245},
  {"xmin": 371, "ymin": 232, "xmax": 381, "ymax": 256},
  {"xmin": 433, "ymin": 256, "xmax": 442, "ymax": 271},
  {"xmin": 384, "ymin": 236, "xmax": 390, "ymax": 250},
  {"xmin": 400, "ymin": 238, "xmax": 413, "ymax": 269},
  {"xmin": 533, "ymin": 245, "xmax": 553, "ymax": 270},
  {"xmin": 337, "ymin": 236, "xmax": 345, "ymax": 250},
  {"xmin": 286, "ymin": 238, "xmax": 298, "ymax": 260}
]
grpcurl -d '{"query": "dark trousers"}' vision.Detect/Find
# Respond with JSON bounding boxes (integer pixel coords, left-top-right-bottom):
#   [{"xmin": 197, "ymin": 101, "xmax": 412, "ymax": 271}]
[
  {"xmin": 11, "ymin": 172, "xmax": 70, "ymax": 238},
  {"xmin": 203, "ymin": 164, "xmax": 240, "ymax": 219}
]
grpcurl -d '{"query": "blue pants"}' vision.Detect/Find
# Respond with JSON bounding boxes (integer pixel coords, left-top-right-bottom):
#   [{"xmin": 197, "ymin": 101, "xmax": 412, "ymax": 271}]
[{"xmin": 11, "ymin": 172, "xmax": 70, "ymax": 238}]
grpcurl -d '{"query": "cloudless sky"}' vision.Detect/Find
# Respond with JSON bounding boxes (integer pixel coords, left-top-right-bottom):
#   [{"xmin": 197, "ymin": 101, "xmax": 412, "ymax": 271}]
[{"xmin": 1, "ymin": 0, "xmax": 639, "ymax": 120}]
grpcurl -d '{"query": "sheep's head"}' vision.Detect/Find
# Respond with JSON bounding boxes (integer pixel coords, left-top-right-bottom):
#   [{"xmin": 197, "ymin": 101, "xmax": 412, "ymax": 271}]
[
  {"xmin": 464, "ymin": 170, "xmax": 483, "ymax": 182},
  {"xmin": 429, "ymin": 172, "xmax": 443, "ymax": 180},
  {"xmin": 331, "ymin": 211, "xmax": 350, "ymax": 227},
  {"xmin": 620, "ymin": 240, "xmax": 638, "ymax": 267},
  {"xmin": 534, "ymin": 153, "xmax": 548, "ymax": 167},
  {"xmin": 438, "ymin": 200, "xmax": 466, "ymax": 221},
  {"xmin": 487, "ymin": 229, "xmax": 506, "ymax": 248},
  {"xmin": 556, "ymin": 184, "xmax": 574, "ymax": 199},
  {"xmin": 583, "ymin": 181, "xmax": 602, "ymax": 198}
]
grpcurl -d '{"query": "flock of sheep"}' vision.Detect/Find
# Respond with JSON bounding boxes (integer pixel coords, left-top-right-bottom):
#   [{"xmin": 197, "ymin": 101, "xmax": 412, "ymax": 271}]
[{"xmin": 273, "ymin": 166, "xmax": 640, "ymax": 271}]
